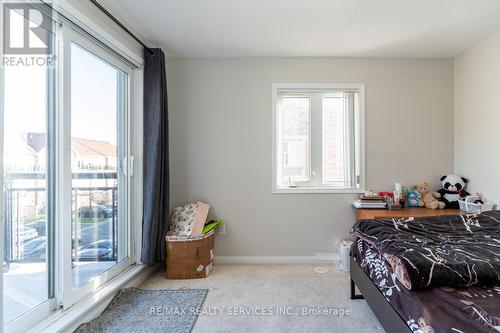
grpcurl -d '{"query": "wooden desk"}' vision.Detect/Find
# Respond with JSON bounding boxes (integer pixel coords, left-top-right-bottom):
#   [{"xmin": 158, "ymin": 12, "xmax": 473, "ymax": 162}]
[{"xmin": 355, "ymin": 207, "xmax": 461, "ymax": 220}]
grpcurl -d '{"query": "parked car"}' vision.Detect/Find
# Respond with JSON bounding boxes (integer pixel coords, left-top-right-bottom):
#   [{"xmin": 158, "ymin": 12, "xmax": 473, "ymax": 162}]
[
  {"xmin": 77, "ymin": 205, "xmax": 113, "ymax": 219},
  {"xmin": 28, "ymin": 219, "xmax": 47, "ymax": 237},
  {"xmin": 23, "ymin": 236, "xmax": 46, "ymax": 260},
  {"xmin": 74, "ymin": 239, "xmax": 116, "ymax": 261},
  {"xmin": 17, "ymin": 226, "xmax": 38, "ymax": 242},
  {"xmin": 103, "ymin": 204, "xmax": 117, "ymax": 217}
]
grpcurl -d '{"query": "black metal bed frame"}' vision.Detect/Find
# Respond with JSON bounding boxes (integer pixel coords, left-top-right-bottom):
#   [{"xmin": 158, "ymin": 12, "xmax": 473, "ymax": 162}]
[{"xmin": 350, "ymin": 257, "xmax": 412, "ymax": 333}]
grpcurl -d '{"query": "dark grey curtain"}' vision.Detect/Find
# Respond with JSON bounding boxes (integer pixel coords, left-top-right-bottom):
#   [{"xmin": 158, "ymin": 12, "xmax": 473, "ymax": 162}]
[{"xmin": 141, "ymin": 48, "xmax": 169, "ymax": 264}]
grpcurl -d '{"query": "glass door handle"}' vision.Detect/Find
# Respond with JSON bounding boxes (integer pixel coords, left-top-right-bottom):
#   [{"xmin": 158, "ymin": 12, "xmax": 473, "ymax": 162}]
[
  {"xmin": 129, "ymin": 156, "xmax": 135, "ymax": 177},
  {"xmin": 122, "ymin": 156, "xmax": 135, "ymax": 177}
]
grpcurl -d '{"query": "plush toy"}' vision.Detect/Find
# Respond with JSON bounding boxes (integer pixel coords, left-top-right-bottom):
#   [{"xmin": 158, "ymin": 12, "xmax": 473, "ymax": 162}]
[
  {"xmin": 414, "ymin": 182, "xmax": 445, "ymax": 209},
  {"xmin": 437, "ymin": 174, "xmax": 470, "ymax": 209},
  {"xmin": 406, "ymin": 188, "xmax": 421, "ymax": 207}
]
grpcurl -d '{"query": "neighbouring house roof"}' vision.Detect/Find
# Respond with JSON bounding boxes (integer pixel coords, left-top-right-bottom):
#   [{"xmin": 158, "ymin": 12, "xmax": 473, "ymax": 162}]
[
  {"xmin": 26, "ymin": 133, "xmax": 116, "ymax": 158},
  {"xmin": 71, "ymin": 137, "xmax": 117, "ymax": 158}
]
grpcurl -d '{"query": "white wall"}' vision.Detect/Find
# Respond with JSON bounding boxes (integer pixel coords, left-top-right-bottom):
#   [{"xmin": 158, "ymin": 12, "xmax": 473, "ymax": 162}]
[
  {"xmin": 167, "ymin": 57, "xmax": 454, "ymax": 256},
  {"xmin": 454, "ymin": 31, "xmax": 500, "ymax": 204}
]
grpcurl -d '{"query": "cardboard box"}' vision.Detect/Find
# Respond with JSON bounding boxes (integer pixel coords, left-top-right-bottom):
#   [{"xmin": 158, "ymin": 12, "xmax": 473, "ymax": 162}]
[{"xmin": 166, "ymin": 231, "xmax": 214, "ymax": 279}]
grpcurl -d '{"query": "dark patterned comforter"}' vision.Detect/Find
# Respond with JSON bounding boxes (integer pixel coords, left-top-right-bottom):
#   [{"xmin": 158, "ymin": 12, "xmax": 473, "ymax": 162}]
[
  {"xmin": 351, "ymin": 239, "xmax": 500, "ymax": 333},
  {"xmin": 351, "ymin": 211, "xmax": 500, "ymax": 290}
]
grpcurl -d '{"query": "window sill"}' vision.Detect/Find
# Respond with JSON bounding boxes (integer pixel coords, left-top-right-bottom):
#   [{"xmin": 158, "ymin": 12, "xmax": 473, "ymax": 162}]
[
  {"xmin": 272, "ymin": 187, "xmax": 365, "ymax": 194},
  {"xmin": 23, "ymin": 264, "xmax": 157, "ymax": 333}
]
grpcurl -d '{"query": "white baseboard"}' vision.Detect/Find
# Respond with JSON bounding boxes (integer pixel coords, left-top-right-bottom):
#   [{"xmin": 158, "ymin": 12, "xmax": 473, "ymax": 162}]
[
  {"xmin": 314, "ymin": 252, "xmax": 339, "ymax": 261},
  {"xmin": 214, "ymin": 255, "xmax": 337, "ymax": 264}
]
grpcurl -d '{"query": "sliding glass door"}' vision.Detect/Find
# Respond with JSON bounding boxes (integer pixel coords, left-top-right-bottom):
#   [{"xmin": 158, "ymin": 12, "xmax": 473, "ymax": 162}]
[
  {"xmin": 2, "ymin": 41, "xmax": 53, "ymax": 325},
  {"xmin": 70, "ymin": 40, "xmax": 128, "ymax": 288},
  {"xmin": 2, "ymin": 4, "xmax": 56, "ymax": 325},
  {"xmin": 59, "ymin": 26, "xmax": 132, "ymax": 308},
  {"xmin": 1, "ymin": 9, "xmax": 135, "ymax": 328}
]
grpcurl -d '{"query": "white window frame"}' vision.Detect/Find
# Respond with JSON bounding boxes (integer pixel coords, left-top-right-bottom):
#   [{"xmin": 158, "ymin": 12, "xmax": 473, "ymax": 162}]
[
  {"xmin": 57, "ymin": 23, "xmax": 134, "ymax": 310},
  {"xmin": 272, "ymin": 83, "xmax": 366, "ymax": 194}
]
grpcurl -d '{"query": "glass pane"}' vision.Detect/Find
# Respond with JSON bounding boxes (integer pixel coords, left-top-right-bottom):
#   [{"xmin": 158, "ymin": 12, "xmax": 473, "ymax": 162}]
[
  {"xmin": 279, "ymin": 97, "xmax": 311, "ymax": 183},
  {"xmin": 323, "ymin": 96, "xmax": 346, "ymax": 183},
  {"xmin": 2, "ymin": 60, "xmax": 49, "ymax": 322},
  {"xmin": 70, "ymin": 43, "xmax": 127, "ymax": 288}
]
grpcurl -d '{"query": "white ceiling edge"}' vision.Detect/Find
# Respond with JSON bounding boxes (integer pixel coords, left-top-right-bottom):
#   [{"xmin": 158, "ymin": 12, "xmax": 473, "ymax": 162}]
[
  {"xmin": 99, "ymin": 0, "xmax": 500, "ymax": 59},
  {"xmin": 451, "ymin": 28, "xmax": 500, "ymax": 58}
]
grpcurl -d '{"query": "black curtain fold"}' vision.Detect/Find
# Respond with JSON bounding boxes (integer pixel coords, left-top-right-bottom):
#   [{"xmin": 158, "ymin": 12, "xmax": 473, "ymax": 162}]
[{"xmin": 141, "ymin": 48, "xmax": 169, "ymax": 264}]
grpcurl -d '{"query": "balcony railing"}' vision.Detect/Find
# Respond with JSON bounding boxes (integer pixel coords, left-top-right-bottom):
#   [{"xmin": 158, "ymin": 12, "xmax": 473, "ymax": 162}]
[{"xmin": 3, "ymin": 171, "xmax": 118, "ymax": 266}]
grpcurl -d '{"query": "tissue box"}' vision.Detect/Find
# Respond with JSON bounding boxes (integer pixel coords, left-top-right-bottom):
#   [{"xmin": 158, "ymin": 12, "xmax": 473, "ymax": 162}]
[{"xmin": 166, "ymin": 231, "xmax": 214, "ymax": 279}]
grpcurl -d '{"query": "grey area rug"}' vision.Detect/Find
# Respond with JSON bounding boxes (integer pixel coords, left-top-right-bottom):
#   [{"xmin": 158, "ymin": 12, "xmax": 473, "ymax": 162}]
[{"xmin": 74, "ymin": 288, "xmax": 208, "ymax": 333}]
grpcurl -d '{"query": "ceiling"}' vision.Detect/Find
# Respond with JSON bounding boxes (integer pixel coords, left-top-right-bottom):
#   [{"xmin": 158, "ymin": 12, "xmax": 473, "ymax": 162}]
[{"xmin": 102, "ymin": 0, "xmax": 500, "ymax": 58}]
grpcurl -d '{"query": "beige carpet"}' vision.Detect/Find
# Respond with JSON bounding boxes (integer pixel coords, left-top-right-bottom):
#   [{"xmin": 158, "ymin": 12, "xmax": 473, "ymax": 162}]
[{"xmin": 140, "ymin": 264, "xmax": 385, "ymax": 333}]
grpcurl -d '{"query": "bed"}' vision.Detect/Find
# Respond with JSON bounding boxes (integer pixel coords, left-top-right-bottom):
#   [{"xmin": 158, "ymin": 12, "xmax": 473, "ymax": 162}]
[{"xmin": 349, "ymin": 211, "xmax": 500, "ymax": 333}]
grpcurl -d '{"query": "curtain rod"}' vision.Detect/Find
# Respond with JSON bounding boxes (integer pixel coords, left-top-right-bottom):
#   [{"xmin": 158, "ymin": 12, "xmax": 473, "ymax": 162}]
[{"xmin": 90, "ymin": 0, "xmax": 154, "ymax": 55}]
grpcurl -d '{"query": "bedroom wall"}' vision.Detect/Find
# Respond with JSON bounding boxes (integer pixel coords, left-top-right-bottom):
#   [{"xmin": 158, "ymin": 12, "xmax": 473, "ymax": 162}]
[
  {"xmin": 454, "ymin": 31, "xmax": 500, "ymax": 204},
  {"xmin": 167, "ymin": 57, "xmax": 454, "ymax": 257}
]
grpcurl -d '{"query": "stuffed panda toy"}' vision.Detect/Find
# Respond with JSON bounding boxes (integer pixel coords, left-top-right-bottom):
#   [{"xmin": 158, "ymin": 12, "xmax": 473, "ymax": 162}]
[{"xmin": 437, "ymin": 174, "xmax": 470, "ymax": 209}]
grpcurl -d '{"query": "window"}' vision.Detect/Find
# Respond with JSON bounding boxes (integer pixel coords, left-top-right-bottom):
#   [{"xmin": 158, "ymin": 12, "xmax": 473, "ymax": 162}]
[{"xmin": 272, "ymin": 84, "xmax": 365, "ymax": 193}]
